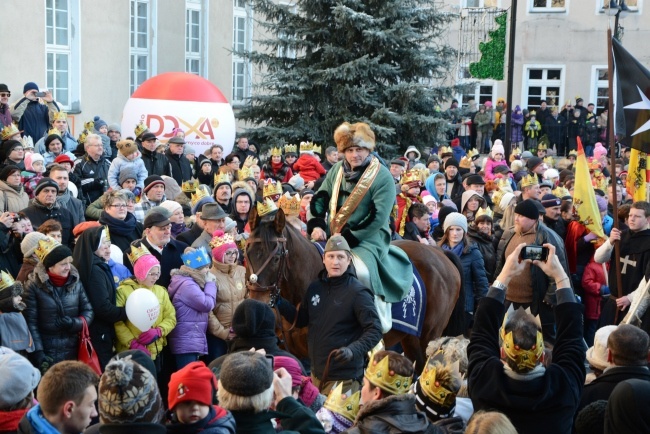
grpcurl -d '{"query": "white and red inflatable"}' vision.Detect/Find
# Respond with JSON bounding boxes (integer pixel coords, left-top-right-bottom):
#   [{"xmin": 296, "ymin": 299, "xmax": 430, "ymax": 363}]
[{"xmin": 121, "ymin": 72, "xmax": 236, "ymax": 156}]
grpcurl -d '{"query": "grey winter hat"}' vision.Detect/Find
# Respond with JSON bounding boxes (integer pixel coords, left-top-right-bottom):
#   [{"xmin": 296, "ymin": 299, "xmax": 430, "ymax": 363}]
[
  {"xmin": 107, "ymin": 123, "xmax": 121, "ymax": 133},
  {"xmin": 119, "ymin": 166, "xmax": 138, "ymax": 186},
  {"xmin": 219, "ymin": 352, "xmax": 273, "ymax": 397},
  {"xmin": 0, "ymin": 348, "xmax": 41, "ymax": 409},
  {"xmin": 443, "ymin": 212, "xmax": 468, "ymax": 233}
]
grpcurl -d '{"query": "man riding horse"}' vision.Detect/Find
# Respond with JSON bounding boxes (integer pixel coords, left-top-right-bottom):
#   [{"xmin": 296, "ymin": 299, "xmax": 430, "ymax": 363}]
[{"xmin": 308, "ymin": 122, "xmax": 413, "ymax": 309}]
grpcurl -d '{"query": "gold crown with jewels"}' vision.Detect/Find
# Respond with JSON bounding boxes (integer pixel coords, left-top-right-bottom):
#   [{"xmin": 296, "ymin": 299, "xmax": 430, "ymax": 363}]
[
  {"xmin": 400, "ymin": 170, "xmax": 423, "ymax": 187},
  {"xmin": 284, "ymin": 144, "xmax": 297, "ymax": 154},
  {"xmin": 499, "ymin": 305, "xmax": 544, "ymax": 371},
  {"xmin": 0, "ymin": 270, "xmax": 15, "ymax": 291},
  {"xmin": 520, "ymin": 174, "xmax": 539, "ymax": 188},
  {"xmin": 263, "ymin": 179, "xmax": 283, "ymax": 198},
  {"xmin": 34, "ymin": 237, "xmax": 62, "ymax": 263},
  {"xmin": 278, "ymin": 192, "xmax": 301, "ymax": 216},
  {"xmin": 209, "ymin": 231, "xmax": 235, "ymax": 250},
  {"xmin": 364, "ymin": 354, "xmax": 412, "ymax": 396},
  {"xmin": 126, "ymin": 242, "xmax": 152, "ymax": 266},
  {"xmin": 182, "ymin": 179, "xmax": 199, "ymax": 193},
  {"xmin": 256, "ymin": 197, "xmax": 278, "ymax": 217},
  {"xmin": 418, "ymin": 355, "xmax": 461, "ymax": 408},
  {"xmin": 323, "ymin": 382, "xmax": 360, "ymax": 423}
]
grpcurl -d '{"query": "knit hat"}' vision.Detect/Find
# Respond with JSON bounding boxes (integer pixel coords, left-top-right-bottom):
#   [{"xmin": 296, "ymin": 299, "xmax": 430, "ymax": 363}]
[
  {"xmin": 159, "ymin": 200, "xmax": 182, "ymax": 215},
  {"xmin": 98, "ymin": 357, "xmax": 164, "ymax": 424},
  {"xmin": 34, "ymin": 177, "xmax": 59, "ymax": 196},
  {"xmin": 445, "ymin": 158, "xmax": 459, "ymax": 170},
  {"xmin": 0, "ymin": 165, "xmax": 20, "ymax": 181},
  {"xmin": 192, "ymin": 196, "xmax": 215, "ymax": 215},
  {"xmin": 526, "ymin": 157, "xmax": 543, "ymax": 171},
  {"xmin": 72, "ymin": 221, "xmax": 101, "ymax": 238},
  {"xmin": 232, "ymin": 299, "xmax": 276, "ymax": 339},
  {"xmin": 440, "ymin": 199, "xmax": 457, "ymax": 211},
  {"xmin": 596, "ymin": 195, "xmax": 608, "ymax": 212},
  {"xmin": 200, "ymin": 159, "xmax": 212, "ymax": 168},
  {"xmin": 42, "ymin": 244, "xmax": 73, "ymax": 269},
  {"xmin": 0, "ymin": 348, "xmax": 41, "ymax": 409},
  {"xmin": 168, "ymin": 361, "xmax": 216, "ymax": 410},
  {"xmin": 183, "ymin": 145, "xmax": 196, "ymax": 156},
  {"xmin": 21, "ymin": 232, "xmax": 50, "ymax": 257},
  {"xmin": 422, "ymin": 195, "xmax": 436, "ymax": 206},
  {"xmin": 210, "ymin": 230, "xmax": 237, "ymax": 263},
  {"xmin": 586, "ymin": 325, "xmax": 616, "ymax": 371},
  {"xmin": 273, "ymin": 356, "xmax": 320, "ymax": 407},
  {"xmin": 118, "ymin": 166, "xmax": 138, "ymax": 186},
  {"xmin": 491, "ymin": 140, "xmax": 505, "ymax": 158},
  {"xmin": 2, "ymin": 140, "xmax": 23, "ymax": 160},
  {"xmin": 593, "ymin": 142, "xmax": 607, "ymax": 160},
  {"xmin": 133, "ymin": 254, "xmax": 160, "ymax": 282},
  {"xmin": 541, "ymin": 194, "xmax": 561, "ymax": 208},
  {"xmin": 45, "ymin": 133, "xmax": 63, "ymax": 151},
  {"xmin": 108, "ymin": 123, "xmax": 121, "ymax": 133},
  {"xmin": 144, "ymin": 175, "xmax": 165, "ymax": 193},
  {"xmin": 521, "ymin": 151, "xmax": 534, "ymax": 160},
  {"xmin": 514, "ymin": 199, "xmax": 540, "ymax": 221},
  {"xmin": 93, "ymin": 116, "xmax": 108, "ymax": 132},
  {"xmin": 25, "ymin": 153, "xmax": 44, "ymax": 172},
  {"xmin": 23, "ymin": 82, "xmax": 39, "ymax": 94},
  {"xmin": 324, "ymin": 235, "xmax": 351, "ymax": 253},
  {"xmin": 219, "ymin": 352, "xmax": 273, "ymax": 397},
  {"xmin": 224, "ymin": 217, "xmax": 237, "ymax": 233},
  {"xmin": 288, "ymin": 174, "xmax": 304, "ymax": 191},
  {"xmin": 300, "ymin": 189, "xmax": 315, "ymax": 199},
  {"xmin": 499, "ymin": 192, "xmax": 516, "ymax": 211},
  {"xmin": 54, "ymin": 154, "xmax": 74, "ymax": 166},
  {"xmin": 575, "ymin": 400, "xmax": 607, "ymax": 434},
  {"xmin": 443, "ymin": 212, "xmax": 468, "ymax": 233},
  {"xmin": 117, "ymin": 139, "xmax": 138, "ymax": 157},
  {"xmin": 437, "ymin": 206, "xmax": 456, "ymax": 230},
  {"xmin": 113, "ymin": 349, "xmax": 157, "ymax": 378}
]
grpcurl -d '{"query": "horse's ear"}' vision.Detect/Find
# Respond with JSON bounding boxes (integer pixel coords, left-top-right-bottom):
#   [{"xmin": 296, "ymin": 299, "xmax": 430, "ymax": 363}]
[
  {"xmin": 249, "ymin": 205, "xmax": 260, "ymax": 231},
  {"xmin": 274, "ymin": 209, "xmax": 286, "ymax": 235}
]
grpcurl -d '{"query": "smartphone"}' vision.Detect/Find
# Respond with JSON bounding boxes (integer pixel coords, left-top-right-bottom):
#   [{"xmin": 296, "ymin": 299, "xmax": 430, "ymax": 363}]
[
  {"xmin": 35, "ymin": 91, "xmax": 47, "ymax": 98},
  {"xmin": 519, "ymin": 245, "xmax": 549, "ymax": 262},
  {"xmin": 265, "ymin": 354, "xmax": 274, "ymax": 370}
]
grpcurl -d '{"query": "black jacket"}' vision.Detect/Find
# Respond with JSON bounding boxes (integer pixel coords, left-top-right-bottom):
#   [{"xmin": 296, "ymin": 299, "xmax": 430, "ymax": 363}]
[
  {"xmin": 73, "ymin": 154, "xmax": 110, "ymax": 206},
  {"xmin": 165, "ymin": 150, "xmax": 193, "ymax": 185},
  {"xmin": 141, "ymin": 148, "xmax": 170, "ymax": 178},
  {"xmin": 228, "ymin": 397, "xmax": 326, "ymax": 434},
  {"xmin": 278, "ymin": 268, "xmax": 382, "ymax": 381},
  {"xmin": 577, "ymin": 366, "xmax": 650, "ymax": 416},
  {"xmin": 545, "ymin": 114, "xmax": 567, "ymax": 146},
  {"xmin": 21, "ymin": 199, "xmax": 75, "ymax": 247},
  {"xmin": 468, "ymin": 227, "xmax": 497, "ymax": 282},
  {"xmin": 0, "ymin": 223, "xmax": 21, "ymax": 277},
  {"xmin": 98, "ymin": 211, "xmax": 143, "ymax": 254},
  {"xmin": 123, "ymin": 238, "xmax": 188, "ymax": 288},
  {"xmin": 177, "ymin": 223, "xmax": 203, "ymax": 247},
  {"xmin": 23, "ymin": 263, "xmax": 94, "ymax": 364}
]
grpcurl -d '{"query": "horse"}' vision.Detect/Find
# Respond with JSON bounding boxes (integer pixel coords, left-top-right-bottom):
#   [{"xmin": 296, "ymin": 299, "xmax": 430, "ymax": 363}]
[{"xmin": 244, "ymin": 207, "xmax": 464, "ymax": 373}]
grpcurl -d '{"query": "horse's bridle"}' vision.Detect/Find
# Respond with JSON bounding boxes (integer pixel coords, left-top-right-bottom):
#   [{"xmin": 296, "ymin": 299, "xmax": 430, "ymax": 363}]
[{"xmin": 244, "ymin": 236, "xmax": 288, "ymax": 307}]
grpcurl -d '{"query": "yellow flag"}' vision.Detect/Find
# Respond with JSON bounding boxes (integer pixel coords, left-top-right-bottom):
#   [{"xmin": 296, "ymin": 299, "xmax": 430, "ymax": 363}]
[
  {"xmin": 626, "ymin": 148, "xmax": 648, "ymax": 202},
  {"xmin": 573, "ymin": 138, "xmax": 605, "ymax": 239}
]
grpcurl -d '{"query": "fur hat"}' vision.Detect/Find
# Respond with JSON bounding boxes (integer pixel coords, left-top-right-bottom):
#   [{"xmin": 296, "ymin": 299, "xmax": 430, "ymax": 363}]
[
  {"xmin": 118, "ymin": 166, "xmax": 138, "ymax": 186},
  {"xmin": 491, "ymin": 140, "xmax": 505, "ymax": 158},
  {"xmin": 98, "ymin": 357, "xmax": 164, "ymax": 424},
  {"xmin": 443, "ymin": 212, "xmax": 467, "ymax": 233},
  {"xmin": 514, "ymin": 199, "xmax": 540, "ymax": 221},
  {"xmin": 168, "ymin": 361, "xmax": 216, "ymax": 410},
  {"xmin": 333, "ymin": 122, "xmax": 375, "ymax": 153},
  {"xmin": 219, "ymin": 352, "xmax": 273, "ymax": 397},
  {"xmin": 232, "ymin": 299, "xmax": 276, "ymax": 339},
  {"xmin": 117, "ymin": 139, "xmax": 138, "ymax": 157},
  {"xmin": 0, "ymin": 349, "xmax": 41, "ymax": 409}
]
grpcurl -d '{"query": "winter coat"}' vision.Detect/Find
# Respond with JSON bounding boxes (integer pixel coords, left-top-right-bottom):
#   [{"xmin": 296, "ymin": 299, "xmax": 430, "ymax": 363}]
[
  {"xmin": 0, "ymin": 180, "xmax": 29, "ymax": 213},
  {"xmin": 510, "ymin": 114, "xmax": 524, "ymax": 143},
  {"xmin": 107, "ymin": 153, "xmax": 148, "ymax": 190},
  {"xmin": 228, "ymin": 397, "xmax": 326, "ymax": 434},
  {"xmin": 17, "ymin": 257, "xmax": 37, "ymax": 284},
  {"xmin": 115, "ymin": 277, "xmax": 176, "ymax": 360},
  {"xmin": 343, "ymin": 394, "xmax": 436, "ymax": 434},
  {"xmin": 141, "ymin": 148, "xmax": 170, "ymax": 178},
  {"xmin": 545, "ymin": 114, "xmax": 567, "ymax": 145},
  {"xmin": 581, "ymin": 259, "xmax": 608, "ymax": 321},
  {"xmin": 165, "ymin": 150, "xmax": 193, "ymax": 186},
  {"xmin": 584, "ymin": 122, "xmax": 599, "ymax": 146},
  {"xmin": 445, "ymin": 242, "xmax": 488, "ymax": 313},
  {"xmin": 0, "ymin": 103, "xmax": 11, "ymax": 128},
  {"xmin": 73, "ymin": 154, "xmax": 110, "ymax": 206},
  {"xmin": 261, "ymin": 162, "xmax": 293, "ymax": 183},
  {"xmin": 474, "ymin": 111, "xmax": 492, "ymax": 134},
  {"xmin": 468, "ymin": 227, "xmax": 497, "ymax": 283},
  {"xmin": 293, "ymin": 154, "xmax": 326, "ymax": 182},
  {"xmin": 0, "ymin": 223, "xmax": 20, "ymax": 279},
  {"xmin": 167, "ymin": 270, "xmax": 217, "ymax": 355},
  {"xmin": 20, "ymin": 199, "xmax": 75, "ymax": 247},
  {"xmin": 11, "ymin": 98, "xmax": 60, "ymax": 141},
  {"xmin": 56, "ymin": 188, "xmax": 85, "ymax": 228},
  {"xmin": 208, "ymin": 261, "xmax": 246, "ymax": 340},
  {"xmin": 277, "ymin": 268, "xmax": 382, "ymax": 381},
  {"xmin": 23, "ymin": 262, "xmax": 94, "ymax": 364},
  {"xmin": 483, "ymin": 158, "xmax": 508, "ymax": 181},
  {"xmin": 166, "ymin": 405, "xmax": 236, "ymax": 434},
  {"xmin": 577, "ymin": 366, "xmax": 650, "ymax": 417}
]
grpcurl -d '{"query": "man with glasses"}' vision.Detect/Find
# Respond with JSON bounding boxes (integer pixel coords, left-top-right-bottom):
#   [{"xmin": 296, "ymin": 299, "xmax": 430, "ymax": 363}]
[
  {"xmin": 191, "ymin": 202, "xmax": 227, "ymax": 257},
  {"xmin": 21, "ymin": 177, "xmax": 75, "ymax": 247},
  {"xmin": 10, "ymin": 82, "xmax": 60, "ymax": 141},
  {"xmin": 73, "ymin": 133, "xmax": 110, "ymax": 207},
  {"xmin": 0, "ymin": 84, "xmax": 12, "ymax": 127},
  {"xmin": 1, "ymin": 141, "xmax": 25, "ymax": 170}
]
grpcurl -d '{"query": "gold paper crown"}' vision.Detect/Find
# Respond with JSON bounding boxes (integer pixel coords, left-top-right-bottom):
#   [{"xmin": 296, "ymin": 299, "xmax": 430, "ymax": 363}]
[
  {"xmin": 278, "ymin": 192, "xmax": 301, "ymax": 216},
  {"xmin": 568, "ymin": 150, "xmax": 578, "ymax": 157},
  {"xmin": 418, "ymin": 356, "xmax": 461, "ymax": 409},
  {"xmin": 263, "ymin": 179, "xmax": 283, "ymax": 198},
  {"xmin": 21, "ymin": 136, "xmax": 34, "ymax": 149},
  {"xmin": 214, "ymin": 173, "xmax": 231, "ymax": 186},
  {"xmin": 126, "ymin": 243, "xmax": 152, "ymax": 266},
  {"xmin": 400, "ymin": 170, "xmax": 423, "ymax": 187},
  {"xmin": 300, "ymin": 141, "xmax": 315, "ymax": 153},
  {"xmin": 238, "ymin": 167, "xmax": 253, "ymax": 181},
  {"xmin": 323, "ymin": 382, "xmax": 360, "ymax": 423},
  {"xmin": 496, "ymin": 177, "xmax": 512, "ymax": 192},
  {"xmin": 209, "ymin": 231, "xmax": 236, "ymax": 250},
  {"xmin": 511, "ymin": 147, "xmax": 521, "ymax": 156},
  {"xmin": 467, "ymin": 148, "xmax": 480, "ymax": 160},
  {"xmin": 284, "ymin": 144, "xmax": 297, "ymax": 154},
  {"xmin": 190, "ymin": 187, "xmax": 210, "ymax": 206},
  {"xmin": 270, "ymin": 147, "xmax": 283, "ymax": 157},
  {"xmin": 521, "ymin": 174, "xmax": 539, "ymax": 188},
  {"xmin": 84, "ymin": 120, "xmax": 95, "ymax": 131},
  {"xmin": 313, "ymin": 144, "xmax": 322, "ymax": 154},
  {"xmin": 52, "ymin": 111, "xmax": 67, "ymax": 122},
  {"xmin": 0, "ymin": 270, "xmax": 15, "ymax": 291},
  {"xmin": 1, "ymin": 124, "xmax": 20, "ymax": 140},
  {"xmin": 543, "ymin": 156, "xmax": 554, "ymax": 167},
  {"xmin": 47, "ymin": 128, "xmax": 61, "ymax": 138},
  {"xmin": 538, "ymin": 143, "xmax": 548, "ymax": 151},
  {"xmin": 257, "ymin": 197, "xmax": 278, "ymax": 217},
  {"xmin": 78, "ymin": 130, "xmax": 89, "ymax": 144},
  {"xmin": 182, "ymin": 179, "xmax": 199, "ymax": 193},
  {"xmin": 459, "ymin": 156, "xmax": 472, "ymax": 169},
  {"xmin": 475, "ymin": 207, "xmax": 494, "ymax": 220},
  {"xmin": 491, "ymin": 190, "xmax": 504, "ymax": 209},
  {"xmin": 134, "ymin": 121, "xmax": 149, "ymax": 138},
  {"xmin": 552, "ymin": 186, "xmax": 570, "ymax": 198},
  {"xmin": 34, "ymin": 237, "xmax": 62, "ymax": 263},
  {"xmin": 529, "ymin": 110, "xmax": 537, "ymax": 117},
  {"xmin": 499, "ymin": 306, "xmax": 544, "ymax": 371},
  {"xmin": 438, "ymin": 146, "xmax": 452, "ymax": 156},
  {"xmin": 365, "ymin": 355, "xmax": 412, "ymax": 396},
  {"xmin": 589, "ymin": 160, "xmax": 601, "ymax": 171}
]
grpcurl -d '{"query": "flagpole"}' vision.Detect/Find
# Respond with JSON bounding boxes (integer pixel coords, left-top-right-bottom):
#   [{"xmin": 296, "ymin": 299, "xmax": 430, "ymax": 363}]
[{"xmin": 607, "ymin": 27, "xmax": 623, "ymax": 322}]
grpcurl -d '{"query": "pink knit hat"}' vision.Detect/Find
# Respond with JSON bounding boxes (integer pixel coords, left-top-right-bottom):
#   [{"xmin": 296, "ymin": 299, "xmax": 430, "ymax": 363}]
[
  {"xmin": 593, "ymin": 143, "xmax": 607, "ymax": 160},
  {"xmin": 273, "ymin": 356, "xmax": 320, "ymax": 407},
  {"xmin": 133, "ymin": 254, "xmax": 160, "ymax": 282},
  {"xmin": 210, "ymin": 230, "xmax": 237, "ymax": 263}
]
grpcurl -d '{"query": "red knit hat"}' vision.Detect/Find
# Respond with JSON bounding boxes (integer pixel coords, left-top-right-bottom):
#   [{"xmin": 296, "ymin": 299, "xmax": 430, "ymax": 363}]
[{"xmin": 168, "ymin": 361, "xmax": 216, "ymax": 410}]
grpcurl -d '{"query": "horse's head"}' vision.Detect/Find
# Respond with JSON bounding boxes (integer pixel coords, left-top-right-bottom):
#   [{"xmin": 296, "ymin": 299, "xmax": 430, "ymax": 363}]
[{"xmin": 245, "ymin": 206, "xmax": 288, "ymax": 306}]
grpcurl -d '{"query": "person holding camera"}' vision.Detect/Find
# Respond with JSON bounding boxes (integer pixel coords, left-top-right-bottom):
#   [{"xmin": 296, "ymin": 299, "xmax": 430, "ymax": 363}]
[
  {"xmin": 73, "ymin": 133, "xmax": 110, "ymax": 207},
  {"xmin": 9, "ymin": 82, "xmax": 60, "ymax": 141}
]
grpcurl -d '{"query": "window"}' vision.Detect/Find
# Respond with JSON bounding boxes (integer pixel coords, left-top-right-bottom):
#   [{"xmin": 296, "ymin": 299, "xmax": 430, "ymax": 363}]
[
  {"xmin": 600, "ymin": 0, "xmax": 639, "ymax": 12},
  {"xmin": 233, "ymin": 0, "xmax": 252, "ymax": 102},
  {"xmin": 130, "ymin": 0, "xmax": 156, "ymax": 94},
  {"xmin": 46, "ymin": 0, "xmax": 79, "ymax": 109},
  {"xmin": 463, "ymin": 0, "xmax": 499, "ymax": 7},
  {"xmin": 522, "ymin": 66, "xmax": 564, "ymax": 110},
  {"xmin": 186, "ymin": 0, "xmax": 203, "ymax": 75},
  {"xmin": 460, "ymin": 83, "xmax": 496, "ymax": 107},
  {"xmin": 530, "ymin": 0, "xmax": 566, "ymax": 12},
  {"xmin": 591, "ymin": 67, "xmax": 609, "ymax": 113}
]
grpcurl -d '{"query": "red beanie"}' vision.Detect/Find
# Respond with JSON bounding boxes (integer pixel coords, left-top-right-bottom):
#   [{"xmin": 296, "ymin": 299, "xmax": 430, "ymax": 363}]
[{"xmin": 168, "ymin": 361, "xmax": 216, "ymax": 410}]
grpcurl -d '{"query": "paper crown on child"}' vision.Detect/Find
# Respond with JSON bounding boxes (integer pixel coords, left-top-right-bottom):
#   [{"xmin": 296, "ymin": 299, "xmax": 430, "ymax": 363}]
[
  {"xmin": 499, "ymin": 305, "xmax": 544, "ymax": 371},
  {"xmin": 127, "ymin": 242, "xmax": 153, "ymax": 266},
  {"xmin": 323, "ymin": 382, "xmax": 360, "ymax": 423},
  {"xmin": 262, "ymin": 179, "xmax": 283, "ymax": 198},
  {"xmin": 182, "ymin": 179, "xmax": 199, "ymax": 193},
  {"xmin": 1, "ymin": 124, "xmax": 20, "ymax": 140},
  {"xmin": 21, "ymin": 135, "xmax": 34, "ymax": 150},
  {"xmin": 364, "ymin": 354, "xmax": 412, "ymax": 396},
  {"xmin": 278, "ymin": 192, "xmax": 301, "ymax": 216},
  {"xmin": 299, "ymin": 141, "xmax": 315, "ymax": 153},
  {"xmin": 270, "ymin": 146, "xmax": 283, "ymax": 157},
  {"xmin": 400, "ymin": 170, "xmax": 423, "ymax": 189},
  {"xmin": 520, "ymin": 174, "xmax": 539, "ymax": 188},
  {"xmin": 209, "ymin": 231, "xmax": 236, "ymax": 250},
  {"xmin": 257, "ymin": 197, "xmax": 279, "ymax": 218},
  {"xmin": 181, "ymin": 247, "xmax": 211, "ymax": 269},
  {"xmin": 284, "ymin": 144, "xmax": 297, "ymax": 154}
]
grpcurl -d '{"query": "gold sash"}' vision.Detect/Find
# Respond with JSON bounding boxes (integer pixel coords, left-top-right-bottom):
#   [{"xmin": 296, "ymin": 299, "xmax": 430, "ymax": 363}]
[{"xmin": 329, "ymin": 156, "xmax": 381, "ymax": 234}]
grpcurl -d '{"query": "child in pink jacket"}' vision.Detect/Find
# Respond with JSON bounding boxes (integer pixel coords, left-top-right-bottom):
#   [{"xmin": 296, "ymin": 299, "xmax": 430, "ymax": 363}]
[{"xmin": 483, "ymin": 140, "xmax": 509, "ymax": 180}]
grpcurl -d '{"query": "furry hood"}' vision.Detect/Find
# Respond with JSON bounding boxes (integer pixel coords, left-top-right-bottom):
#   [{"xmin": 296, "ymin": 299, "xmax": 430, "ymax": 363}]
[
  {"xmin": 354, "ymin": 393, "xmax": 416, "ymax": 424},
  {"xmin": 232, "ymin": 180, "xmax": 256, "ymax": 203}
]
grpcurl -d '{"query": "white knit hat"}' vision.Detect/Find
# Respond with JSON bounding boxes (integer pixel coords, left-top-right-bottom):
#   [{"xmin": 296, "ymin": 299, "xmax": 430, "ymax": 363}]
[
  {"xmin": 21, "ymin": 232, "xmax": 50, "ymax": 257},
  {"xmin": 499, "ymin": 192, "xmax": 516, "ymax": 211},
  {"xmin": 443, "ymin": 212, "xmax": 468, "ymax": 233},
  {"xmin": 159, "ymin": 200, "xmax": 182, "ymax": 215},
  {"xmin": 491, "ymin": 140, "xmax": 505, "ymax": 158}
]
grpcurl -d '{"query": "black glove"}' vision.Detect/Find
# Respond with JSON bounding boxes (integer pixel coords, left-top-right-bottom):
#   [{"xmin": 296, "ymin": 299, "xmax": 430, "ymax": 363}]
[
  {"xmin": 334, "ymin": 347, "xmax": 354, "ymax": 363},
  {"xmin": 30, "ymin": 351, "xmax": 54, "ymax": 375},
  {"xmin": 55, "ymin": 316, "xmax": 75, "ymax": 330},
  {"xmin": 93, "ymin": 178, "xmax": 105, "ymax": 188}
]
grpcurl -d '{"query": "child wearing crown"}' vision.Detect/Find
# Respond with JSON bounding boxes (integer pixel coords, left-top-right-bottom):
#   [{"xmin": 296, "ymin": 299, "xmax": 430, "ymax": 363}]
[{"xmin": 293, "ymin": 142, "xmax": 326, "ymax": 186}]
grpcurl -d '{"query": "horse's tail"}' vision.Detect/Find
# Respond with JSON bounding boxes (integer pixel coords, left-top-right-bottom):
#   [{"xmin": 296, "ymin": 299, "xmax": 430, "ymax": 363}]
[{"xmin": 441, "ymin": 249, "xmax": 466, "ymax": 337}]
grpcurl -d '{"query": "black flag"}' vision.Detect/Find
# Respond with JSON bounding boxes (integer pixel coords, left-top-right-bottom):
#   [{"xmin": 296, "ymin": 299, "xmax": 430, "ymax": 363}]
[{"xmin": 613, "ymin": 37, "xmax": 650, "ymax": 153}]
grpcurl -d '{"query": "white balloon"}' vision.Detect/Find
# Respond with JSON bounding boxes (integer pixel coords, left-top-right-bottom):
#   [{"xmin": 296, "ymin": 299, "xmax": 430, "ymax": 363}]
[{"xmin": 125, "ymin": 288, "xmax": 161, "ymax": 332}]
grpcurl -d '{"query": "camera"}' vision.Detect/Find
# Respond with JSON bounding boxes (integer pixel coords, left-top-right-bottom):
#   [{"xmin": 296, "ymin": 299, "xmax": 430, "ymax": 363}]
[
  {"xmin": 519, "ymin": 245, "xmax": 549, "ymax": 262},
  {"xmin": 35, "ymin": 91, "xmax": 47, "ymax": 98}
]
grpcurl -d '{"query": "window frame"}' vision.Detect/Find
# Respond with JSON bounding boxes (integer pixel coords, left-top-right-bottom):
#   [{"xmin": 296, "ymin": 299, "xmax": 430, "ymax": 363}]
[
  {"xmin": 529, "ymin": 0, "xmax": 567, "ymax": 13},
  {"xmin": 521, "ymin": 65, "xmax": 566, "ymax": 111},
  {"xmin": 598, "ymin": 0, "xmax": 641, "ymax": 13},
  {"xmin": 462, "ymin": 0, "xmax": 501, "ymax": 8},
  {"xmin": 232, "ymin": 0, "xmax": 253, "ymax": 103},
  {"xmin": 457, "ymin": 82, "xmax": 497, "ymax": 108},
  {"xmin": 590, "ymin": 65, "xmax": 610, "ymax": 114},
  {"xmin": 130, "ymin": 0, "xmax": 157, "ymax": 95},
  {"xmin": 185, "ymin": 0, "xmax": 206, "ymax": 77}
]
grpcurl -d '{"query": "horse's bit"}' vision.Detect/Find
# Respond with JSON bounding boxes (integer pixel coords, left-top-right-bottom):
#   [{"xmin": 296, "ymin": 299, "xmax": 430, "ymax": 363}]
[{"xmin": 244, "ymin": 236, "xmax": 288, "ymax": 307}]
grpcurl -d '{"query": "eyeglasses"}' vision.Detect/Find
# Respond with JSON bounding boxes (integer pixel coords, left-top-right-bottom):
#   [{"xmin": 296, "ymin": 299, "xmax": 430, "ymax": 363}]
[
  {"xmin": 110, "ymin": 204, "xmax": 127, "ymax": 209},
  {"xmin": 147, "ymin": 271, "xmax": 161, "ymax": 277},
  {"xmin": 0, "ymin": 93, "xmax": 10, "ymax": 97},
  {"xmin": 224, "ymin": 250, "xmax": 238, "ymax": 257},
  {"xmin": 11, "ymin": 148, "xmax": 24, "ymax": 152}
]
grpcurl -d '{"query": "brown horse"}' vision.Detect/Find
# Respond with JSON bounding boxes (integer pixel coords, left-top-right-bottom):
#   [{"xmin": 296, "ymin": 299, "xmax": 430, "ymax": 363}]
[{"xmin": 244, "ymin": 207, "xmax": 464, "ymax": 373}]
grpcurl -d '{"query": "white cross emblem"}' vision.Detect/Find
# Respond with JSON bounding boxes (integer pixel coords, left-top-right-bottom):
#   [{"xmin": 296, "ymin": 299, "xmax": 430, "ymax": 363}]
[
  {"xmin": 311, "ymin": 294, "xmax": 320, "ymax": 306},
  {"xmin": 621, "ymin": 255, "xmax": 637, "ymax": 274}
]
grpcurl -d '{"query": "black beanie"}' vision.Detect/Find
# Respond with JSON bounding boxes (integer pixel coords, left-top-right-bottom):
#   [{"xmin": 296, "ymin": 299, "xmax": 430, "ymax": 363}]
[
  {"xmin": 2, "ymin": 140, "xmax": 22, "ymax": 161},
  {"xmin": 231, "ymin": 299, "xmax": 275, "ymax": 339},
  {"xmin": 445, "ymin": 158, "xmax": 459, "ymax": 170},
  {"xmin": 526, "ymin": 156, "xmax": 543, "ymax": 171},
  {"xmin": 43, "ymin": 244, "xmax": 73, "ymax": 269},
  {"xmin": 0, "ymin": 165, "xmax": 20, "ymax": 181},
  {"xmin": 438, "ymin": 206, "xmax": 457, "ymax": 230},
  {"xmin": 514, "ymin": 199, "xmax": 541, "ymax": 221}
]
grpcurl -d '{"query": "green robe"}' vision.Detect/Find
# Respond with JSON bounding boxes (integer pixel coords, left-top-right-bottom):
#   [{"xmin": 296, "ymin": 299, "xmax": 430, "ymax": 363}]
[{"xmin": 311, "ymin": 158, "xmax": 412, "ymax": 303}]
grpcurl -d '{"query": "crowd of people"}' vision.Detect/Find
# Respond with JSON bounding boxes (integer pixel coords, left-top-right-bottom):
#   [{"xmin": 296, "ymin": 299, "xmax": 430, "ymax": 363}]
[{"xmin": 0, "ymin": 81, "xmax": 648, "ymax": 434}]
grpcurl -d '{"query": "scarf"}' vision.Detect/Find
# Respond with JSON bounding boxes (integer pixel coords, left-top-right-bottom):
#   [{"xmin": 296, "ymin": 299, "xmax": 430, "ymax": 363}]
[
  {"xmin": 8, "ymin": 183, "xmax": 22, "ymax": 194},
  {"xmin": 271, "ymin": 161, "xmax": 285, "ymax": 172},
  {"xmin": 178, "ymin": 264, "xmax": 207, "ymax": 288},
  {"xmin": 503, "ymin": 363, "xmax": 546, "ymax": 381},
  {"xmin": 171, "ymin": 221, "xmax": 187, "ymax": 239},
  {"xmin": 99, "ymin": 210, "xmax": 137, "ymax": 237},
  {"xmin": 342, "ymin": 156, "xmax": 372, "ymax": 183},
  {"xmin": 47, "ymin": 270, "xmax": 68, "ymax": 287},
  {"xmin": 442, "ymin": 241, "xmax": 465, "ymax": 257},
  {"xmin": 25, "ymin": 405, "xmax": 60, "ymax": 434},
  {"xmin": 0, "ymin": 407, "xmax": 29, "ymax": 432}
]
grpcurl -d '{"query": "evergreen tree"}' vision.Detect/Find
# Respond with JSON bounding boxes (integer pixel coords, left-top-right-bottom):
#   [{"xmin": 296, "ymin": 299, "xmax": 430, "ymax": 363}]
[{"xmin": 237, "ymin": 0, "xmax": 462, "ymax": 156}]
